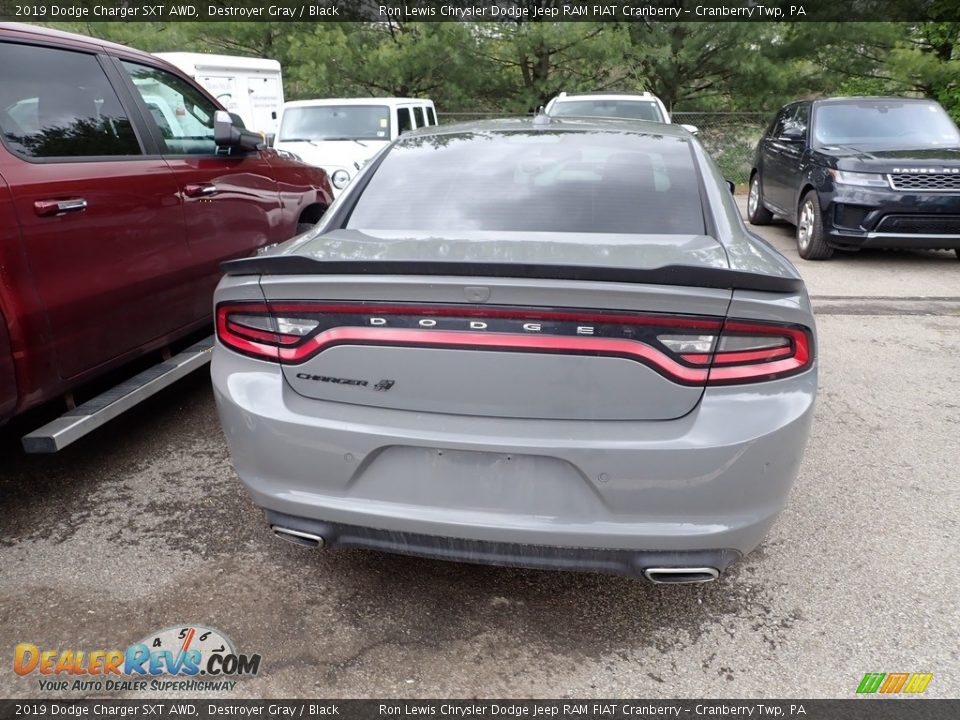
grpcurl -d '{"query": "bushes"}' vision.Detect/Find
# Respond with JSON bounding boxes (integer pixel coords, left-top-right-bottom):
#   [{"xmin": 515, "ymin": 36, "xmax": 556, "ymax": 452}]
[{"xmin": 673, "ymin": 113, "xmax": 768, "ymax": 188}]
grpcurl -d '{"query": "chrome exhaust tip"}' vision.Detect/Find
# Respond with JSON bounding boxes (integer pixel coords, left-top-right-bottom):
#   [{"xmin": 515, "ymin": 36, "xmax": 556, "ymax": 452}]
[
  {"xmin": 644, "ymin": 567, "xmax": 719, "ymax": 584},
  {"xmin": 271, "ymin": 526, "xmax": 325, "ymax": 549}
]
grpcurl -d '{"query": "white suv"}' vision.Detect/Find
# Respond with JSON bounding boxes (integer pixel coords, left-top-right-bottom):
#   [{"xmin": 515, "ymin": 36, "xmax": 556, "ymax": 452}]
[
  {"xmin": 544, "ymin": 92, "xmax": 697, "ymax": 134},
  {"xmin": 274, "ymin": 97, "xmax": 438, "ymax": 197}
]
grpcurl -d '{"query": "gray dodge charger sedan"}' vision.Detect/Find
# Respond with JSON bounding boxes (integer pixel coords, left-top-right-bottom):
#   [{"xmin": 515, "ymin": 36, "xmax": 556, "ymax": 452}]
[{"xmin": 212, "ymin": 118, "xmax": 817, "ymax": 583}]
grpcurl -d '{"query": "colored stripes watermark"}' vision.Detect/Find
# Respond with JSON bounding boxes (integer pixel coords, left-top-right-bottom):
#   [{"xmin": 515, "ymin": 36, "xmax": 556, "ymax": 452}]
[{"xmin": 857, "ymin": 672, "xmax": 933, "ymax": 694}]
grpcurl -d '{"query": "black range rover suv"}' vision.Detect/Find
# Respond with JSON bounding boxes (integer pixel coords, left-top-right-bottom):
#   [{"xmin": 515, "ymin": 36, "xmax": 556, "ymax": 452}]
[{"xmin": 748, "ymin": 97, "xmax": 960, "ymax": 260}]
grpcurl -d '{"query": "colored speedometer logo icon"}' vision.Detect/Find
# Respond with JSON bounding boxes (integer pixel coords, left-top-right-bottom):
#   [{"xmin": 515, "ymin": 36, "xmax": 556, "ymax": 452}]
[{"xmin": 138, "ymin": 625, "xmax": 235, "ymax": 659}]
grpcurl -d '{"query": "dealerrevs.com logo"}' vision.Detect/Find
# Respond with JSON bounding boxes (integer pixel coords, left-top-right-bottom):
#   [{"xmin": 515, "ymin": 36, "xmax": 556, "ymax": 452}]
[{"xmin": 14, "ymin": 625, "xmax": 261, "ymax": 693}]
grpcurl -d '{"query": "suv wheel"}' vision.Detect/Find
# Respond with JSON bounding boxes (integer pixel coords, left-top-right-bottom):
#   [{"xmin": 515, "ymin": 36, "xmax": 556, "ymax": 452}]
[
  {"xmin": 797, "ymin": 192, "xmax": 834, "ymax": 260},
  {"xmin": 747, "ymin": 174, "xmax": 774, "ymax": 225}
]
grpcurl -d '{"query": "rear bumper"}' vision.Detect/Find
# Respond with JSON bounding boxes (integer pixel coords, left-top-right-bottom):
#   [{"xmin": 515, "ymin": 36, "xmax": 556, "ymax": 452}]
[
  {"xmin": 213, "ymin": 346, "xmax": 817, "ymax": 570},
  {"xmin": 266, "ymin": 513, "xmax": 741, "ymax": 580}
]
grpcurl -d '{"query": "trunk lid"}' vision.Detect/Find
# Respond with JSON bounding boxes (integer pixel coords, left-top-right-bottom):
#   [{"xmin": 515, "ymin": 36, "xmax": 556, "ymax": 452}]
[{"xmin": 240, "ymin": 230, "xmax": 773, "ymax": 421}]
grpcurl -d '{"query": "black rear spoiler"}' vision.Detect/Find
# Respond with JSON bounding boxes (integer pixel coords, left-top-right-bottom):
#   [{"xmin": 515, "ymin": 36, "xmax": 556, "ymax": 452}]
[{"xmin": 222, "ymin": 257, "xmax": 803, "ymax": 294}]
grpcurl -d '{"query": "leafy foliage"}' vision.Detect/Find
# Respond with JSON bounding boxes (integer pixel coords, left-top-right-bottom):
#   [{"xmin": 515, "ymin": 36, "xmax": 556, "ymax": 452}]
[{"xmin": 40, "ymin": 20, "xmax": 960, "ymax": 121}]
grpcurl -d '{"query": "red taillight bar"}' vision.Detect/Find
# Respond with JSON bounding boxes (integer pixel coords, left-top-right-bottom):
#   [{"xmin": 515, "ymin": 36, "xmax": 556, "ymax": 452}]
[
  {"xmin": 706, "ymin": 321, "xmax": 812, "ymax": 384},
  {"xmin": 681, "ymin": 346, "xmax": 794, "ymax": 366},
  {"xmin": 215, "ymin": 302, "xmax": 813, "ymax": 386},
  {"xmin": 225, "ymin": 320, "xmax": 301, "ymax": 346},
  {"xmin": 276, "ymin": 327, "xmax": 710, "ymax": 384}
]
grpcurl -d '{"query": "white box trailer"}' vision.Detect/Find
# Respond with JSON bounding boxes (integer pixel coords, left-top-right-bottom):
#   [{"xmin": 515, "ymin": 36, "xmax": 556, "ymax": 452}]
[{"xmin": 154, "ymin": 52, "xmax": 284, "ymax": 141}]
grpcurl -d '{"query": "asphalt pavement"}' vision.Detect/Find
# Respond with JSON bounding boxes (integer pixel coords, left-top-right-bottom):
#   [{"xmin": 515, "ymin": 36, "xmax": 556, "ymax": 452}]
[{"xmin": 1, "ymin": 200, "xmax": 958, "ymax": 699}]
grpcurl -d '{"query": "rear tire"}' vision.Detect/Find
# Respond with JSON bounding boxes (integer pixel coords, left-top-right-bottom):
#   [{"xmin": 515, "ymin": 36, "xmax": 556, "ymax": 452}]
[
  {"xmin": 796, "ymin": 192, "xmax": 834, "ymax": 260},
  {"xmin": 747, "ymin": 174, "xmax": 774, "ymax": 225}
]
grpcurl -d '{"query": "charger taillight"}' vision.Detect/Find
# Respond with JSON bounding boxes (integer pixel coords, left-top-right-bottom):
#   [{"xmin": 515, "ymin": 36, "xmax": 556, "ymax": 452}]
[
  {"xmin": 216, "ymin": 301, "xmax": 813, "ymax": 385},
  {"xmin": 663, "ymin": 320, "xmax": 812, "ymax": 384},
  {"xmin": 216, "ymin": 303, "xmax": 318, "ymax": 361}
]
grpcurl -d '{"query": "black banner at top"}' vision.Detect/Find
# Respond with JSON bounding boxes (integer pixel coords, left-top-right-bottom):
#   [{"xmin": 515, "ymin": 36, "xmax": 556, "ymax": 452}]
[
  {"xmin": 0, "ymin": 700, "xmax": 958, "ymax": 720},
  {"xmin": 0, "ymin": 0, "xmax": 957, "ymax": 23}
]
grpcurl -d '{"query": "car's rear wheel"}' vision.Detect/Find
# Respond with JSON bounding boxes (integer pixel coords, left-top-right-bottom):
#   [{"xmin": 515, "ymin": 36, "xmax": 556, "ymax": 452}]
[
  {"xmin": 797, "ymin": 192, "xmax": 834, "ymax": 260},
  {"xmin": 747, "ymin": 174, "xmax": 774, "ymax": 225}
]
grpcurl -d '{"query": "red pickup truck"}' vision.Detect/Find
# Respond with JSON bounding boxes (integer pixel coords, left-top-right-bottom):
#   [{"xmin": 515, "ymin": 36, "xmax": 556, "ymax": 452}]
[{"xmin": 0, "ymin": 24, "xmax": 333, "ymax": 442}]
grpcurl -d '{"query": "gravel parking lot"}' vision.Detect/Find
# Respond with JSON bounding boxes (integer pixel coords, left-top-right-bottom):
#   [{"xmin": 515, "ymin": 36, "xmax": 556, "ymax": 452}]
[{"xmin": 1, "ymin": 202, "xmax": 958, "ymax": 699}]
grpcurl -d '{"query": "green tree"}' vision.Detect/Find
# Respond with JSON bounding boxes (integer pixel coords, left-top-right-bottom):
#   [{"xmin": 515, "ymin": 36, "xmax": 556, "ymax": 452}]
[
  {"xmin": 482, "ymin": 21, "xmax": 630, "ymax": 113},
  {"xmin": 797, "ymin": 22, "xmax": 960, "ymax": 120},
  {"xmin": 298, "ymin": 22, "xmax": 490, "ymax": 105},
  {"xmin": 41, "ymin": 21, "xmax": 194, "ymax": 52},
  {"xmin": 624, "ymin": 21, "xmax": 797, "ymax": 111},
  {"xmin": 39, "ymin": 17, "xmax": 960, "ymax": 122},
  {"xmin": 890, "ymin": 22, "xmax": 960, "ymax": 118}
]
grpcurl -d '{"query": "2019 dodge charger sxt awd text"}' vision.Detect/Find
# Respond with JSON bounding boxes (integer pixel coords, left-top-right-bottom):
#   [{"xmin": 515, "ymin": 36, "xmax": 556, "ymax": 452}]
[
  {"xmin": 749, "ymin": 96, "xmax": 960, "ymax": 260},
  {"xmin": 212, "ymin": 118, "xmax": 817, "ymax": 583}
]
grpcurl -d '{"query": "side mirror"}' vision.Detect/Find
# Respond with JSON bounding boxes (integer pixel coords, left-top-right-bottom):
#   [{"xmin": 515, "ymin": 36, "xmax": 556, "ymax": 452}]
[
  {"xmin": 726, "ymin": 180, "xmax": 736, "ymax": 194},
  {"xmin": 681, "ymin": 124, "xmax": 699, "ymax": 135},
  {"xmin": 778, "ymin": 127, "xmax": 804, "ymax": 143},
  {"xmin": 214, "ymin": 110, "xmax": 262, "ymax": 152}
]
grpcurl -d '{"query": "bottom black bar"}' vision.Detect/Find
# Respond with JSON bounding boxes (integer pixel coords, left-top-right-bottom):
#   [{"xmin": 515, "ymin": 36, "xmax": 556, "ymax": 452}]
[
  {"xmin": 0, "ymin": 700, "xmax": 955, "ymax": 720},
  {"xmin": 266, "ymin": 510, "xmax": 743, "ymax": 580}
]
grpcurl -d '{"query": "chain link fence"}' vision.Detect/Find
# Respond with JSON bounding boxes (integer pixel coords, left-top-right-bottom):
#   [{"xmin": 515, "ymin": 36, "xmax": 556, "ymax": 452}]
[
  {"xmin": 672, "ymin": 112, "xmax": 769, "ymax": 188},
  {"xmin": 438, "ymin": 111, "xmax": 771, "ymax": 189},
  {"xmin": 438, "ymin": 111, "xmax": 531, "ymax": 124}
]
